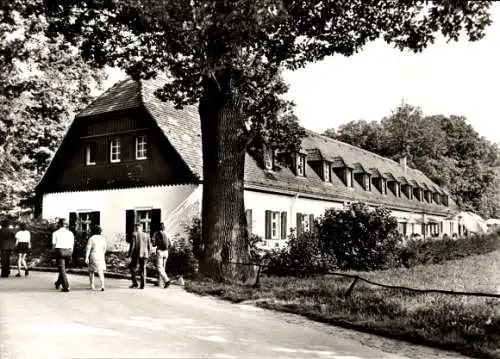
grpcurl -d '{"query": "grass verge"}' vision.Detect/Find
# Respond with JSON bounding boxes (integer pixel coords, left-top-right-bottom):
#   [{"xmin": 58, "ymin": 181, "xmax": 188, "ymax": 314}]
[{"xmin": 186, "ymin": 251, "xmax": 500, "ymax": 359}]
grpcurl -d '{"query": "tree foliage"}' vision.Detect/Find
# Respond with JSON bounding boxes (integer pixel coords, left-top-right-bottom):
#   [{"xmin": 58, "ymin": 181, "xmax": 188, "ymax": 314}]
[
  {"xmin": 0, "ymin": 10, "xmax": 106, "ymax": 213},
  {"xmin": 3, "ymin": 0, "xmax": 494, "ymax": 281},
  {"xmin": 324, "ymin": 104, "xmax": 500, "ymax": 218}
]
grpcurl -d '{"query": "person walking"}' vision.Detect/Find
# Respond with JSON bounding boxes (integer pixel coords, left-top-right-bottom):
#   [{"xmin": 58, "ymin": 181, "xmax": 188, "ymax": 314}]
[
  {"xmin": 128, "ymin": 224, "xmax": 152, "ymax": 289},
  {"xmin": 153, "ymin": 222, "xmax": 171, "ymax": 288},
  {"xmin": 85, "ymin": 225, "xmax": 107, "ymax": 291},
  {"xmin": 0, "ymin": 219, "xmax": 16, "ymax": 278},
  {"xmin": 52, "ymin": 218, "xmax": 75, "ymax": 292},
  {"xmin": 14, "ymin": 222, "xmax": 31, "ymax": 277}
]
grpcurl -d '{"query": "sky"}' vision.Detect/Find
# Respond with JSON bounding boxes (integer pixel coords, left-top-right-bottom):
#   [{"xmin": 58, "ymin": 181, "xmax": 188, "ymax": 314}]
[{"xmin": 105, "ymin": 3, "xmax": 500, "ymax": 144}]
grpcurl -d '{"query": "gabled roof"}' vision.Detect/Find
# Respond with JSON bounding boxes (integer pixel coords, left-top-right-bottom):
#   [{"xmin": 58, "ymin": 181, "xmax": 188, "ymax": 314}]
[{"xmin": 64, "ymin": 77, "xmax": 455, "ymax": 215}]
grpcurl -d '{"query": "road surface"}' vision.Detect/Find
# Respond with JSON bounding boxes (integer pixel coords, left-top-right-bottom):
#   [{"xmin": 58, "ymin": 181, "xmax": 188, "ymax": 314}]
[{"xmin": 0, "ymin": 272, "xmax": 466, "ymax": 359}]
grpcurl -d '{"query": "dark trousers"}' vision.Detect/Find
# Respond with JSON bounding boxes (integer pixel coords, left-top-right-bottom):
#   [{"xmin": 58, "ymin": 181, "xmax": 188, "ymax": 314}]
[
  {"xmin": 55, "ymin": 249, "xmax": 72, "ymax": 290},
  {"xmin": 0, "ymin": 249, "xmax": 12, "ymax": 277},
  {"xmin": 129, "ymin": 256, "xmax": 146, "ymax": 288}
]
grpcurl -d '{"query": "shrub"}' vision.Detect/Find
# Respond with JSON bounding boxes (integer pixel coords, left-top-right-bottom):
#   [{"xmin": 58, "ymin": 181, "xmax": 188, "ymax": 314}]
[
  {"xmin": 317, "ymin": 202, "xmax": 402, "ymax": 271},
  {"xmin": 400, "ymin": 229, "xmax": 500, "ymax": 267},
  {"xmin": 263, "ymin": 230, "xmax": 337, "ymax": 277}
]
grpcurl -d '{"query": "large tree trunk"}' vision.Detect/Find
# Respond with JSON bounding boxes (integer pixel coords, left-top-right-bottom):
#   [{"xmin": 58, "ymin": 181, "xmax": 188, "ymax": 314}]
[{"xmin": 198, "ymin": 73, "xmax": 255, "ymax": 283}]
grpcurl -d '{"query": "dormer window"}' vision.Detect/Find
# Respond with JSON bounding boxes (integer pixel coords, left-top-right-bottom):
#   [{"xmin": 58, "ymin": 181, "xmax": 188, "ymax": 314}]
[
  {"xmin": 363, "ymin": 174, "xmax": 371, "ymax": 191},
  {"xmin": 381, "ymin": 178, "xmax": 387, "ymax": 195},
  {"xmin": 263, "ymin": 146, "xmax": 275, "ymax": 170},
  {"xmin": 344, "ymin": 168, "xmax": 353, "ymax": 187},
  {"xmin": 388, "ymin": 181, "xmax": 401, "ymax": 197},
  {"xmin": 413, "ymin": 187, "xmax": 423, "ymax": 201},
  {"xmin": 442, "ymin": 194, "xmax": 449, "ymax": 206},
  {"xmin": 402, "ymin": 184, "xmax": 413, "ymax": 199},
  {"xmin": 432, "ymin": 192, "xmax": 440, "ymax": 204},
  {"xmin": 323, "ymin": 162, "xmax": 331, "ymax": 182},
  {"xmin": 296, "ymin": 154, "xmax": 306, "ymax": 176}
]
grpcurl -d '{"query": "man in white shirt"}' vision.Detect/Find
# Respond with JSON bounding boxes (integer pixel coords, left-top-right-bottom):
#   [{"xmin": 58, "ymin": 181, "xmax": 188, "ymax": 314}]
[{"xmin": 52, "ymin": 218, "xmax": 75, "ymax": 292}]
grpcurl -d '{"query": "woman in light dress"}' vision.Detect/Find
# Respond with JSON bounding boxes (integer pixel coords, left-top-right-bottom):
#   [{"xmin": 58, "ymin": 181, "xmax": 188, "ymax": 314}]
[
  {"xmin": 85, "ymin": 225, "xmax": 107, "ymax": 291},
  {"xmin": 14, "ymin": 222, "xmax": 31, "ymax": 277}
]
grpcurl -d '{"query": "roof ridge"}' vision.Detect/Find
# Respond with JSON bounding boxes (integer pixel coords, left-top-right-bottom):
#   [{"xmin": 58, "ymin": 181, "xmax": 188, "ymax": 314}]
[
  {"xmin": 76, "ymin": 78, "xmax": 133, "ymax": 118},
  {"xmin": 308, "ymin": 129, "xmax": 430, "ymax": 176}
]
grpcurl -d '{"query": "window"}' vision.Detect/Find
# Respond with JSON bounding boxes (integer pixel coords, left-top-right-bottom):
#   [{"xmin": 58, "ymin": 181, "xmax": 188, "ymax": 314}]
[
  {"xmin": 136, "ymin": 209, "xmax": 152, "ymax": 234},
  {"xmin": 125, "ymin": 208, "xmax": 161, "ymax": 241},
  {"xmin": 265, "ymin": 210, "xmax": 287, "ymax": 240},
  {"xmin": 78, "ymin": 212, "xmax": 92, "ymax": 234},
  {"xmin": 263, "ymin": 147, "xmax": 274, "ymax": 170},
  {"xmin": 397, "ymin": 222, "xmax": 407, "ymax": 235},
  {"xmin": 323, "ymin": 162, "xmax": 331, "ymax": 182},
  {"xmin": 271, "ymin": 212, "xmax": 279, "ymax": 239},
  {"xmin": 85, "ymin": 143, "xmax": 96, "ymax": 166},
  {"xmin": 363, "ymin": 174, "xmax": 371, "ymax": 191},
  {"xmin": 296, "ymin": 154, "xmax": 306, "ymax": 176},
  {"xmin": 135, "ymin": 135, "xmax": 147, "ymax": 160},
  {"xmin": 344, "ymin": 168, "xmax": 353, "ymax": 187},
  {"xmin": 110, "ymin": 138, "xmax": 121, "ymax": 163},
  {"xmin": 71, "ymin": 211, "xmax": 100, "ymax": 236}
]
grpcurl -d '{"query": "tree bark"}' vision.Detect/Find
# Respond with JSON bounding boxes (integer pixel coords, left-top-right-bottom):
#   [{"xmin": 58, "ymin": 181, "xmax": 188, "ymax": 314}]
[{"xmin": 198, "ymin": 73, "xmax": 255, "ymax": 283}]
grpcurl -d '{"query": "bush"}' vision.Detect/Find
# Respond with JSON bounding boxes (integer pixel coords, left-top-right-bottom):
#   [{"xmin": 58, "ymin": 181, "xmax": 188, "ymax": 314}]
[
  {"xmin": 263, "ymin": 230, "xmax": 337, "ymax": 277},
  {"xmin": 400, "ymin": 228, "xmax": 500, "ymax": 267},
  {"xmin": 317, "ymin": 202, "xmax": 402, "ymax": 271}
]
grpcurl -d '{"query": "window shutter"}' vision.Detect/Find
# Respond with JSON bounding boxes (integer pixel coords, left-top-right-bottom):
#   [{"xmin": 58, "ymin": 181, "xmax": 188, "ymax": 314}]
[
  {"xmin": 265, "ymin": 210, "xmax": 272, "ymax": 239},
  {"xmin": 90, "ymin": 211, "xmax": 100, "ymax": 231},
  {"xmin": 280, "ymin": 212, "xmax": 287, "ymax": 239},
  {"xmin": 296, "ymin": 213, "xmax": 303, "ymax": 237},
  {"xmin": 151, "ymin": 209, "xmax": 161, "ymax": 235},
  {"xmin": 69, "ymin": 212, "xmax": 77, "ymax": 232},
  {"xmin": 125, "ymin": 210, "xmax": 135, "ymax": 243},
  {"xmin": 245, "ymin": 209, "xmax": 253, "ymax": 236}
]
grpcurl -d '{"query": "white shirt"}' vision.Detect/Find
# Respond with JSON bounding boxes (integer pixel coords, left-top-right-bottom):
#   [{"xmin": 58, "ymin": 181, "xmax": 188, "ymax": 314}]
[
  {"xmin": 52, "ymin": 227, "xmax": 75, "ymax": 250},
  {"xmin": 15, "ymin": 230, "xmax": 31, "ymax": 245}
]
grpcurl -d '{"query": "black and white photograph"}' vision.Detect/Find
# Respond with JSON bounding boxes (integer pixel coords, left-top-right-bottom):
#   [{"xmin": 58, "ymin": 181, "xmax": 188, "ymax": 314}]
[{"xmin": 1, "ymin": 1, "xmax": 499, "ymax": 358}]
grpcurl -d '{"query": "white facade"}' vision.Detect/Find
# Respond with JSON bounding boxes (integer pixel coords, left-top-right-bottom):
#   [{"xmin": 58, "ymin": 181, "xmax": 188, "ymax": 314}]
[
  {"xmin": 42, "ymin": 184, "xmax": 200, "ymax": 250},
  {"xmin": 42, "ymin": 184, "xmax": 456, "ymax": 251}
]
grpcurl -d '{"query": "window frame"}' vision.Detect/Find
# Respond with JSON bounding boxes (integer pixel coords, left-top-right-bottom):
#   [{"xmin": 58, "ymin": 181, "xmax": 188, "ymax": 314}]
[
  {"xmin": 109, "ymin": 138, "xmax": 121, "ymax": 163},
  {"xmin": 77, "ymin": 212, "xmax": 92, "ymax": 234},
  {"xmin": 323, "ymin": 162, "xmax": 331, "ymax": 182},
  {"xmin": 135, "ymin": 135, "xmax": 148, "ymax": 160},
  {"xmin": 135, "ymin": 209, "xmax": 152, "ymax": 235}
]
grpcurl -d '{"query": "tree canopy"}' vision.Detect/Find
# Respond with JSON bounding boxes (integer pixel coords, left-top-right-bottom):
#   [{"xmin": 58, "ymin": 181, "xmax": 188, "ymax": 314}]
[
  {"xmin": 2, "ymin": 0, "xmax": 494, "ymax": 280},
  {"xmin": 0, "ymin": 10, "xmax": 106, "ymax": 213},
  {"xmin": 324, "ymin": 103, "xmax": 500, "ymax": 218}
]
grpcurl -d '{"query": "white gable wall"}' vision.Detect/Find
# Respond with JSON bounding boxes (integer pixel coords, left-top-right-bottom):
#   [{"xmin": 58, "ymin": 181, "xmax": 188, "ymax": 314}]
[{"xmin": 42, "ymin": 184, "xmax": 199, "ymax": 250}]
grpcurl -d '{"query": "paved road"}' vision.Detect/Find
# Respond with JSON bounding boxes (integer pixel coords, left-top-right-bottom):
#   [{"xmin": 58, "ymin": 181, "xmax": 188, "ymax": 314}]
[{"xmin": 0, "ymin": 272, "xmax": 466, "ymax": 359}]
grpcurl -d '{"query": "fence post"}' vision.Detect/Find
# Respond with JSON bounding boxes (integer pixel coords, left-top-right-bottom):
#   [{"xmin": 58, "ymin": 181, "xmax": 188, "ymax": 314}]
[
  {"xmin": 253, "ymin": 264, "xmax": 262, "ymax": 289},
  {"xmin": 345, "ymin": 276, "xmax": 359, "ymax": 297}
]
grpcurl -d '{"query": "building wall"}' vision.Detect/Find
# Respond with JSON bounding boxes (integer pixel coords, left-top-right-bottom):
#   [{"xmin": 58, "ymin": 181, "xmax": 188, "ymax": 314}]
[
  {"xmin": 42, "ymin": 184, "xmax": 199, "ymax": 250},
  {"xmin": 42, "ymin": 184, "xmax": 456, "ymax": 251}
]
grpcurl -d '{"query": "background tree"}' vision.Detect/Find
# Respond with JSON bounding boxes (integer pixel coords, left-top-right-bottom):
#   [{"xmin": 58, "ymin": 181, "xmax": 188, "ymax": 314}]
[
  {"xmin": 0, "ymin": 10, "xmax": 106, "ymax": 213},
  {"xmin": 324, "ymin": 103, "xmax": 499, "ymax": 218},
  {"xmin": 7, "ymin": 0, "xmax": 493, "ymax": 281}
]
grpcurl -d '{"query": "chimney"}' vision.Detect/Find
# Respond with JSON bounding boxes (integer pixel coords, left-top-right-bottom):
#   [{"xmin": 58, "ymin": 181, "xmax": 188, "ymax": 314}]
[{"xmin": 399, "ymin": 156, "xmax": 407, "ymax": 170}]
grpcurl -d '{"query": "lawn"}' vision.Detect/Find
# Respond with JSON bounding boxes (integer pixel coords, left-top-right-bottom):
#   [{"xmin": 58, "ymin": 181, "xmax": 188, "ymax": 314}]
[{"xmin": 186, "ymin": 250, "xmax": 500, "ymax": 359}]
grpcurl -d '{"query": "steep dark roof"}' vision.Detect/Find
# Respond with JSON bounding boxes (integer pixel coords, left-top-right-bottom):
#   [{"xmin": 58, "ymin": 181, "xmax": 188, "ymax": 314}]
[{"xmin": 73, "ymin": 78, "xmax": 454, "ymax": 215}]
